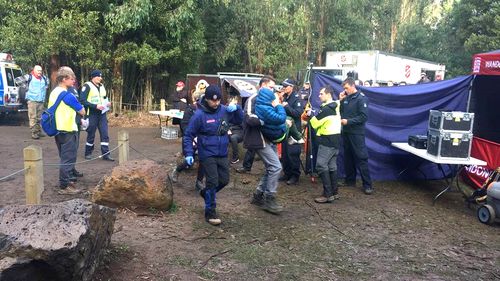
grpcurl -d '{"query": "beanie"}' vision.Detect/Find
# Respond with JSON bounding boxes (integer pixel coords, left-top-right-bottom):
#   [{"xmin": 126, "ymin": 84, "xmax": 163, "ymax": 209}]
[
  {"xmin": 90, "ymin": 70, "xmax": 102, "ymax": 78},
  {"xmin": 205, "ymin": 85, "xmax": 222, "ymax": 101}
]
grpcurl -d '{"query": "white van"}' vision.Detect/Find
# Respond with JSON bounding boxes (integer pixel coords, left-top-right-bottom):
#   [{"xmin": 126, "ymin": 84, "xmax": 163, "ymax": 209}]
[{"xmin": 0, "ymin": 53, "xmax": 24, "ymax": 114}]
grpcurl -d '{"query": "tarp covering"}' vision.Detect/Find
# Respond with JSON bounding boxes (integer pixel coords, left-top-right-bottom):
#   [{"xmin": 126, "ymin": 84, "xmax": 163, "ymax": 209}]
[
  {"xmin": 221, "ymin": 77, "xmax": 260, "ymax": 98},
  {"xmin": 472, "ymin": 50, "xmax": 500, "ymax": 76},
  {"xmin": 311, "ymin": 72, "xmax": 473, "ymax": 180}
]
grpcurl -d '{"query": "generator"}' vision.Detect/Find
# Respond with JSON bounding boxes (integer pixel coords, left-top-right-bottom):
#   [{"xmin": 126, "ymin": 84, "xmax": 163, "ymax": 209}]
[{"xmin": 477, "ymin": 183, "xmax": 500, "ymax": 225}]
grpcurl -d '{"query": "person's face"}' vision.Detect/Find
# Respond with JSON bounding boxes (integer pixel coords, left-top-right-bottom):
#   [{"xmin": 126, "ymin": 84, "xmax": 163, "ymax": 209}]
[
  {"xmin": 176, "ymin": 86, "xmax": 184, "ymax": 91},
  {"xmin": 343, "ymin": 83, "xmax": 356, "ymax": 95},
  {"xmin": 63, "ymin": 75, "xmax": 76, "ymax": 88},
  {"xmin": 283, "ymin": 85, "xmax": 293, "ymax": 94},
  {"xmin": 363, "ymin": 81, "xmax": 370, "ymax": 87},
  {"xmin": 303, "ymin": 83, "xmax": 310, "ymax": 90},
  {"xmin": 34, "ymin": 67, "xmax": 42, "ymax": 76},
  {"xmin": 92, "ymin": 75, "xmax": 103, "ymax": 84},
  {"xmin": 206, "ymin": 98, "xmax": 220, "ymax": 109},
  {"xmin": 319, "ymin": 89, "xmax": 331, "ymax": 103}
]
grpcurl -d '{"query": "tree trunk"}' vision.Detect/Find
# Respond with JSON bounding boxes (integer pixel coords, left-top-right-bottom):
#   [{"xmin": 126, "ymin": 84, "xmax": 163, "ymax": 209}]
[
  {"xmin": 111, "ymin": 59, "xmax": 123, "ymax": 114},
  {"xmin": 49, "ymin": 54, "xmax": 60, "ymax": 90},
  {"xmin": 143, "ymin": 70, "xmax": 153, "ymax": 112}
]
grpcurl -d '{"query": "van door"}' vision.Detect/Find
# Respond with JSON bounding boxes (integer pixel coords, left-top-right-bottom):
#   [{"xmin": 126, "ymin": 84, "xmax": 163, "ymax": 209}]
[{"xmin": 3, "ymin": 66, "xmax": 23, "ymax": 106}]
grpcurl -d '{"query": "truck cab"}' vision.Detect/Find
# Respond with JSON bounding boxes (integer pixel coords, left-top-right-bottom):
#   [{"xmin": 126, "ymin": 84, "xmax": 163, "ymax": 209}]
[{"xmin": 0, "ymin": 53, "xmax": 24, "ymax": 115}]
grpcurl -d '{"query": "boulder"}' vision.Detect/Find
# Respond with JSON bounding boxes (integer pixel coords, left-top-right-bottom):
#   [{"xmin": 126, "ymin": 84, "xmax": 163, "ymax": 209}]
[
  {"xmin": 92, "ymin": 159, "xmax": 173, "ymax": 210},
  {"xmin": 0, "ymin": 199, "xmax": 116, "ymax": 281}
]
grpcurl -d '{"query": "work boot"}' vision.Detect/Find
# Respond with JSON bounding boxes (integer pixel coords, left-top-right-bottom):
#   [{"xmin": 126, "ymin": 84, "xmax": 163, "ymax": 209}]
[
  {"xmin": 286, "ymin": 176, "xmax": 299, "ymax": 185},
  {"xmin": 236, "ymin": 167, "xmax": 251, "ymax": 174},
  {"xmin": 262, "ymin": 194, "xmax": 283, "ymax": 214},
  {"xmin": 205, "ymin": 209, "xmax": 222, "ymax": 226},
  {"xmin": 169, "ymin": 168, "xmax": 179, "ymax": 183},
  {"xmin": 58, "ymin": 183, "xmax": 81, "ymax": 195},
  {"xmin": 250, "ymin": 191, "xmax": 264, "ymax": 207},
  {"xmin": 314, "ymin": 195, "xmax": 336, "ymax": 204},
  {"xmin": 195, "ymin": 180, "xmax": 204, "ymax": 192}
]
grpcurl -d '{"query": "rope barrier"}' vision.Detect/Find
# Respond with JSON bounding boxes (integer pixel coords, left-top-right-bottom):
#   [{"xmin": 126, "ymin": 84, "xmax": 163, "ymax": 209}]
[
  {"xmin": 129, "ymin": 144, "xmax": 165, "ymax": 164},
  {"xmin": 0, "ymin": 167, "xmax": 30, "ymax": 182},
  {"xmin": 43, "ymin": 144, "xmax": 123, "ymax": 167}
]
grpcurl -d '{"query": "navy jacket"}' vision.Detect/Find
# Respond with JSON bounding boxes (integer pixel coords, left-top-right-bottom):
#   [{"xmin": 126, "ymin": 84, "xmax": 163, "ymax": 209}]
[
  {"xmin": 183, "ymin": 97, "xmax": 243, "ymax": 160},
  {"xmin": 340, "ymin": 91, "xmax": 369, "ymax": 135},
  {"xmin": 242, "ymin": 94, "xmax": 266, "ymax": 150},
  {"xmin": 284, "ymin": 91, "xmax": 305, "ymax": 129}
]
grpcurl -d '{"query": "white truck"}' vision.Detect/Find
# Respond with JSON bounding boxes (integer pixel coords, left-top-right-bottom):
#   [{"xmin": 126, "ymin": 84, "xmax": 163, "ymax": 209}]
[
  {"xmin": 324, "ymin": 50, "xmax": 446, "ymax": 85},
  {"xmin": 0, "ymin": 53, "xmax": 24, "ymax": 115}
]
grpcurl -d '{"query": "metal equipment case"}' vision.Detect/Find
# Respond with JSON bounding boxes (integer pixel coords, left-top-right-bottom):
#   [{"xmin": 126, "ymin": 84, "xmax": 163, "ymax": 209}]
[
  {"xmin": 427, "ymin": 129, "xmax": 473, "ymax": 159},
  {"xmin": 428, "ymin": 110, "xmax": 474, "ymax": 132}
]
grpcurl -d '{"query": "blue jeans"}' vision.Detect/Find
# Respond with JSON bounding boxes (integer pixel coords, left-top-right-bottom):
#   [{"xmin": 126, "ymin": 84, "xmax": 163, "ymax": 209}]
[{"xmin": 256, "ymin": 143, "xmax": 282, "ymax": 195}]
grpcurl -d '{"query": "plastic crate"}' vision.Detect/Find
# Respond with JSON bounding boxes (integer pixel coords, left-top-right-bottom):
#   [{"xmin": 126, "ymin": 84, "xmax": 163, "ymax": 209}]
[{"xmin": 161, "ymin": 126, "xmax": 178, "ymax": 140}]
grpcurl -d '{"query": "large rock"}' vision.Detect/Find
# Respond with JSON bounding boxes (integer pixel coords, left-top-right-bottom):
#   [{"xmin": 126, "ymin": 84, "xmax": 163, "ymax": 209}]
[
  {"xmin": 92, "ymin": 159, "xmax": 173, "ymax": 210},
  {"xmin": 0, "ymin": 199, "xmax": 116, "ymax": 281}
]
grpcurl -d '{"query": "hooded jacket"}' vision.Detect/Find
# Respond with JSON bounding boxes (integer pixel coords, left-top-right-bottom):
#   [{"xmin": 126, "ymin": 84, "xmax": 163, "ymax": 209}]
[
  {"xmin": 255, "ymin": 87, "xmax": 287, "ymax": 142},
  {"xmin": 183, "ymin": 96, "xmax": 243, "ymax": 160}
]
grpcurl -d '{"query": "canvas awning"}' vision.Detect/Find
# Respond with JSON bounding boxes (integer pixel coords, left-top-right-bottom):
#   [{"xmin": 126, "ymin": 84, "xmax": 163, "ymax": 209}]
[
  {"xmin": 221, "ymin": 77, "xmax": 260, "ymax": 98},
  {"xmin": 472, "ymin": 50, "xmax": 500, "ymax": 76}
]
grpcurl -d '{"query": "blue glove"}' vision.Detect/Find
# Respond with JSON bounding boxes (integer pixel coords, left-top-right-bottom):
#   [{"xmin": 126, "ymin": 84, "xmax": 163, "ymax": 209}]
[
  {"xmin": 226, "ymin": 104, "xmax": 237, "ymax": 112},
  {"xmin": 185, "ymin": 156, "xmax": 194, "ymax": 166}
]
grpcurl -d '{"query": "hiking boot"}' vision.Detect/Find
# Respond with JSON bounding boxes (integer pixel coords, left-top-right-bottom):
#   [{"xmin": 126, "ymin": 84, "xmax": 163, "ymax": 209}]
[
  {"xmin": 286, "ymin": 176, "xmax": 299, "ymax": 185},
  {"xmin": 72, "ymin": 170, "xmax": 84, "ymax": 177},
  {"xmin": 250, "ymin": 191, "xmax": 264, "ymax": 207},
  {"xmin": 169, "ymin": 168, "xmax": 179, "ymax": 183},
  {"xmin": 364, "ymin": 187, "xmax": 374, "ymax": 195},
  {"xmin": 230, "ymin": 157, "xmax": 240, "ymax": 164},
  {"xmin": 205, "ymin": 209, "xmax": 222, "ymax": 226},
  {"xmin": 314, "ymin": 195, "xmax": 336, "ymax": 204},
  {"xmin": 278, "ymin": 175, "xmax": 289, "ymax": 182},
  {"xmin": 262, "ymin": 194, "xmax": 283, "ymax": 214},
  {"xmin": 58, "ymin": 184, "xmax": 81, "ymax": 195},
  {"xmin": 195, "ymin": 180, "xmax": 204, "ymax": 192},
  {"xmin": 236, "ymin": 167, "xmax": 251, "ymax": 174}
]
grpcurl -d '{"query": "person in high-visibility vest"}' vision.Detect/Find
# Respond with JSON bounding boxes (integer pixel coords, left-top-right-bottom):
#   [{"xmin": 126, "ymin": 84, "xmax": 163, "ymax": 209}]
[
  {"xmin": 47, "ymin": 66, "xmax": 85, "ymax": 194},
  {"xmin": 80, "ymin": 70, "xmax": 114, "ymax": 161}
]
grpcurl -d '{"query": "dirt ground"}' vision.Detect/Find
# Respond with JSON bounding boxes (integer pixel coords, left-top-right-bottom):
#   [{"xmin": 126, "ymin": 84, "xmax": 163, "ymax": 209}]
[{"xmin": 1, "ymin": 113, "xmax": 499, "ymax": 281}]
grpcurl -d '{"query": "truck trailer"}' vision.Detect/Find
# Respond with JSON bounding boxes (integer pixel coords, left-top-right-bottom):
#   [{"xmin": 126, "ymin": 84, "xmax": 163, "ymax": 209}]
[{"xmin": 325, "ymin": 50, "xmax": 446, "ymax": 85}]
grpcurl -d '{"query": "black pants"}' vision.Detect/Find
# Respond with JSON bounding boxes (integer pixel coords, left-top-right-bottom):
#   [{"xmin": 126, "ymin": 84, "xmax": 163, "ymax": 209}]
[
  {"xmin": 342, "ymin": 133, "xmax": 372, "ymax": 189},
  {"xmin": 242, "ymin": 149, "xmax": 256, "ymax": 170},
  {"xmin": 229, "ymin": 132, "xmax": 243, "ymax": 160},
  {"xmin": 281, "ymin": 141, "xmax": 302, "ymax": 179},
  {"xmin": 201, "ymin": 157, "xmax": 230, "ymax": 211},
  {"xmin": 55, "ymin": 132, "xmax": 78, "ymax": 187}
]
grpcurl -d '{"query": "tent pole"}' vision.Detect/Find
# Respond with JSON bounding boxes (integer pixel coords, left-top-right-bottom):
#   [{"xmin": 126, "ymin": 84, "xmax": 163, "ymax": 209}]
[{"xmin": 466, "ymin": 75, "xmax": 476, "ymax": 112}]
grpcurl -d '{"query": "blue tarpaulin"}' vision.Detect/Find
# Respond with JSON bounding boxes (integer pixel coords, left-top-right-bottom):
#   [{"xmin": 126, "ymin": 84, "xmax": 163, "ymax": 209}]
[{"xmin": 310, "ymin": 72, "xmax": 473, "ymax": 180}]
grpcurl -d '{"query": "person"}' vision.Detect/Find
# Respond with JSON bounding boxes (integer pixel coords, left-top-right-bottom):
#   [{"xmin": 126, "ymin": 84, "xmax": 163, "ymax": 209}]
[
  {"xmin": 244, "ymin": 76, "xmax": 284, "ymax": 214},
  {"xmin": 172, "ymin": 81, "xmax": 188, "ymax": 111},
  {"xmin": 255, "ymin": 86, "xmax": 303, "ymax": 145},
  {"xmin": 169, "ymin": 90, "xmax": 205, "ymax": 191},
  {"xmin": 227, "ymin": 96, "xmax": 244, "ymax": 164},
  {"xmin": 25, "ymin": 65, "xmax": 49, "ymax": 139},
  {"xmin": 80, "ymin": 70, "xmax": 114, "ymax": 161},
  {"xmin": 47, "ymin": 66, "xmax": 85, "ymax": 194},
  {"xmin": 279, "ymin": 78, "xmax": 305, "ymax": 185},
  {"xmin": 417, "ymin": 72, "xmax": 430, "ymax": 84},
  {"xmin": 339, "ymin": 77, "xmax": 373, "ymax": 195},
  {"xmin": 306, "ymin": 86, "xmax": 341, "ymax": 203},
  {"xmin": 299, "ymin": 81, "xmax": 311, "ymax": 100},
  {"xmin": 183, "ymin": 85, "xmax": 243, "ymax": 225}
]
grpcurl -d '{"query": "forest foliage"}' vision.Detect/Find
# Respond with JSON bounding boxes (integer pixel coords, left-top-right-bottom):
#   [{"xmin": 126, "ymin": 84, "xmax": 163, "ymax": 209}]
[{"xmin": 0, "ymin": 0, "xmax": 497, "ymax": 110}]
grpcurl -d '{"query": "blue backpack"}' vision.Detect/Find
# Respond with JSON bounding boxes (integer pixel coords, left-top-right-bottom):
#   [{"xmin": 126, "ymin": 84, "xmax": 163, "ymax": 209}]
[{"xmin": 41, "ymin": 92, "xmax": 69, "ymax": 136}]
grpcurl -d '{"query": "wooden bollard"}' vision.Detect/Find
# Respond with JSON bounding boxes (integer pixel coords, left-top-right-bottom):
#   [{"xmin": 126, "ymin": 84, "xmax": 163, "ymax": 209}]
[
  {"xmin": 23, "ymin": 145, "xmax": 44, "ymax": 204},
  {"xmin": 160, "ymin": 99, "xmax": 166, "ymax": 112},
  {"xmin": 118, "ymin": 130, "xmax": 129, "ymax": 165}
]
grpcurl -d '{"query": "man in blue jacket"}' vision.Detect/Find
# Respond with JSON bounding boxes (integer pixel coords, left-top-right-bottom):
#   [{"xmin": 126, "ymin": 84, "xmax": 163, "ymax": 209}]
[{"xmin": 183, "ymin": 85, "xmax": 243, "ymax": 225}]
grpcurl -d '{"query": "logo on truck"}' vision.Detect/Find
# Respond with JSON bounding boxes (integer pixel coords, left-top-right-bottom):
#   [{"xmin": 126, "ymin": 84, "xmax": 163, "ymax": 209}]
[{"xmin": 405, "ymin": 64, "xmax": 411, "ymax": 78}]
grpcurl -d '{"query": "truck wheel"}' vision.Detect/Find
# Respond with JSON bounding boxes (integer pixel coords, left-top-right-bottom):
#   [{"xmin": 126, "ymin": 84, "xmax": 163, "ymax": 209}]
[{"xmin": 477, "ymin": 205, "xmax": 495, "ymax": 225}]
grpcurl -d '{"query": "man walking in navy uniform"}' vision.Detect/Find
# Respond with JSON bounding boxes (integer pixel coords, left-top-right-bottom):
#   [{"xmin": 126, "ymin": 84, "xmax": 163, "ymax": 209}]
[
  {"xmin": 80, "ymin": 70, "xmax": 114, "ymax": 161},
  {"xmin": 279, "ymin": 78, "xmax": 305, "ymax": 185},
  {"xmin": 339, "ymin": 77, "xmax": 373, "ymax": 194}
]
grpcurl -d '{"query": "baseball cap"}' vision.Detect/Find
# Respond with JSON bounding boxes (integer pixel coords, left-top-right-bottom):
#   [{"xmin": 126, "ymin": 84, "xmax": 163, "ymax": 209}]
[
  {"xmin": 282, "ymin": 78, "xmax": 296, "ymax": 87},
  {"xmin": 176, "ymin": 81, "xmax": 185, "ymax": 87}
]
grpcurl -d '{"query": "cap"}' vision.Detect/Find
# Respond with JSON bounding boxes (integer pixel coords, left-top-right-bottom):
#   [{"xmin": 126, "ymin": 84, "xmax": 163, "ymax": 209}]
[
  {"xmin": 282, "ymin": 78, "xmax": 296, "ymax": 87},
  {"xmin": 90, "ymin": 70, "xmax": 102, "ymax": 78},
  {"xmin": 205, "ymin": 85, "xmax": 222, "ymax": 101},
  {"xmin": 176, "ymin": 81, "xmax": 185, "ymax": 87}
]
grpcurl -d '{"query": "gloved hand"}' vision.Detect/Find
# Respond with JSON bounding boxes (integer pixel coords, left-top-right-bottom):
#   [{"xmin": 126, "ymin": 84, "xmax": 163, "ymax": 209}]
[
  {"xmin": 185, "ymin": 156, "xmax": 194, "ymax": 166},
  {"xmin": 226, "ymin": 104, "xmax": 237, "ymax": 112}
]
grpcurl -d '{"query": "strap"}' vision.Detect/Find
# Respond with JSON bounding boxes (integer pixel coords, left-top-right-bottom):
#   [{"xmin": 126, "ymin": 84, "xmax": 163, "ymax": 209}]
[{"xmin": 47, "ymin": 91, "xmax": 70, "ymax": 112}]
